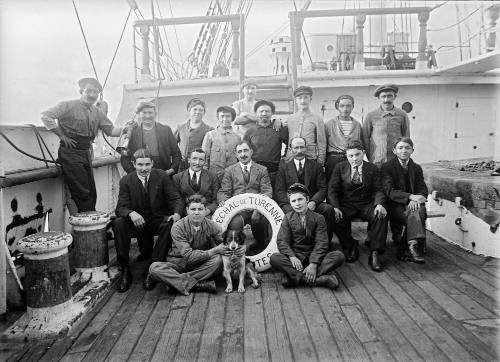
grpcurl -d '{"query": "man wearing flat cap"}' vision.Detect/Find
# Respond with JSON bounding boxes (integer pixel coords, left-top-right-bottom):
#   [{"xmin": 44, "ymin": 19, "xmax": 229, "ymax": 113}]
[
  {"xmin": 286, "ymin": 86, "xmax": 327, "ymax": 167},
  {"xmin": 232, "ymin": 79, "xmax": 259, "ymax": 138},
  {"xmin": 41, "ymin": 77, "xmax": 125, "ymax": 212},
  {"xmin": 362, "ymin": 83, "xmax": 410, "ymax": 167},
  {"xmin": 270, "ymin": 183, "xmax": 345, "ymax": 289},
  {"xmin": 175, "ymin": 98, "xmax": 213, "ymax": 172},
  {"xmin": 120, "ymin": 101, "xmax": 182, "ymax": 176}
]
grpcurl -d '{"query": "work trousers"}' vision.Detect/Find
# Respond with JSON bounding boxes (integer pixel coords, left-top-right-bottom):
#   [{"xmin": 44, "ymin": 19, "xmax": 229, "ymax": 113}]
[
  {"xmin": 149, "ymin": 254, "xmax": 222, "ymax": 294},
  {"xmin": 282, "ymin": 203, "xmax": 335, "ymax": 245},
  {"xmin": 270, "ymin": 251, "xmax": 345, "ymax": 286},
  {"xmin": 389, "ymin": 204, "xmax": 427, "ymax": 245},
  {"xmin": 112, "ymin": 216, "xmax": 173, "ymax": 266},
  {"xmin": 334, "ymin": 204, "xmax": 388, "ymax": 252},
  {"xmin": 58, "ymin": 147, "xmax": 96, "ymax": 212}
]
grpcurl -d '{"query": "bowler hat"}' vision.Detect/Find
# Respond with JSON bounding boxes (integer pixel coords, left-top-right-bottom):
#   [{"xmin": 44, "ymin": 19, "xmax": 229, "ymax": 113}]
[
  {"xmin": 374, "ymin": 83, "xmax": 399, "ymax": 97},
  {"xmin": 287, "ymin": 183, "xmax": 310, "ymax": 197},
  {"xmin": 136, "ymin": 101, "xmax": 156, "ymax": 113},
  {"xmin": 78, "ymin": 77, "xmax": 103, "ymax": 92},
  {"xmin": 293, "ymin": 86, "xmax": 313, "ymax": 98}
]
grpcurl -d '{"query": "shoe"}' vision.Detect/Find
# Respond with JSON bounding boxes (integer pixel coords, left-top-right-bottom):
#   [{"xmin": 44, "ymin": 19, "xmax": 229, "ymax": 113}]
[
  {"xmin": 117, "ymin": 267, "xmax": 132, "ymax": 293},
  {"xmin": 368, "ymin": 251, "xmax": 383, "ymax": 272},
  {"xmin": 315, "ymin": 275, "xmax": 339, "ymax": 290},
  {"xmin": 407, "ymin": 243, "xmax": 425, "ymax": 264},
  {"xmin": 191, "ymin": 280, "xmax": 217, "ymax": 294},
  {"xmin": 281, "ymin": 274, "xmax": 293, "ymax": 288},
  {"xmin": 143, "ymin": 272, "xmax": 157, "ymax": 290},
  {"xmin": 346, "ymin": 245, "xmax": 359, "ymax": 263}
]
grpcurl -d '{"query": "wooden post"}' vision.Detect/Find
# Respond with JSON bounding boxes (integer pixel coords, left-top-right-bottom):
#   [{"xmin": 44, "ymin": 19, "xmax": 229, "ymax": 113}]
[
  {"xmin": 239, "ymin": 14, "xmax": 245, "ymax": 87},
  {"xmin": 294, "ymin": 16, "xmax": 304, "ymax": 73},
  {"xmin": 289, "ymin": 12, "xmax": 298, "ymax": 91},
  {"xmin": 231, "ymin": 19, "xmax": 240, "ymax": 77},
  {"xmin": 140, "ymin": 25, "xmax": 152, "ymax": 81},
  {"xmin": 68, "ymin": 211, "xmax": 110, "ymax": 281},
  {"xmin": 354, "ymin": 14, "xmax": 366, "ymax": 71},
  {"xmin": 416, "ymin": 11, "xmax": 430, "ymax": 70},
  {"xmin": 485, "ymin": 5, "xmax": 500, "ymax": 52}
]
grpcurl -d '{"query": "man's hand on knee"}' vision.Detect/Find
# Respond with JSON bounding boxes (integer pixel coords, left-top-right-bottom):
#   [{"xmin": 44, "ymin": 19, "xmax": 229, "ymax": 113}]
[
  {"xmin": 289, "ymin": 256, "xmax": 303, "ymax": 271},
  {"xmin": 129, "ymin": 211, "xmax": 145, "ymax": 228}
]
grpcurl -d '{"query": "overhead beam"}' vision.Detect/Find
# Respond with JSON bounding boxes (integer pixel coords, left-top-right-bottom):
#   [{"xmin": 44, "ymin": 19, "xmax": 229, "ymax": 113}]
[{"xmin": 290, "ymin": 7, "xmax": 432, "ymax": 19}]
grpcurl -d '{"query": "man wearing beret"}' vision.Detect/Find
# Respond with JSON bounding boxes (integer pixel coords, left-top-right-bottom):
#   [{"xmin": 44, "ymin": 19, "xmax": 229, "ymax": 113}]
[
  {"xmin": 362, "ymin": 83, "xmax": 410, "ymax": 167},
  {"xmin": 120, "ymin": 101, "xmax": 182, "ymax": 176},
  {"xmin": 41, "ymin": 77, "xmax": 125, "ymax": 212},
  {"xmin": 175, "ymin": 98, "xmax": 214, "ymax": 172},
  {"xmin": 286, "ymin": 86, "xmax": 327, "ymax": 167},
  {"xmin": 270, "ymin": 183, "xmax": 344, "ymax": 289}
]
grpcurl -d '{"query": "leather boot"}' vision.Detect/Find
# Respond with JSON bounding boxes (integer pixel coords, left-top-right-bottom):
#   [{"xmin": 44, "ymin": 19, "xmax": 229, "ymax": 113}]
[
  {"xmin": 346, "ymin": 244, "xmax": 359, "ymax": 263},
  {"xmin": 368, "ymin": 251, "xmax": 383, "ymax": 272},
  {"xmin": 315, "ymin": 274, "xmax": 339, "ymax": 290},
  {"xmin": 117, "ymin": 266, "xmax": 132, "ymax": 293},
  {"xmin": 407, "ymin": 241, "xmax": 425, "ymax": 264},
  {"xmin": 143, "ymin": 271, "xmax": 157, "ymax": 290}
]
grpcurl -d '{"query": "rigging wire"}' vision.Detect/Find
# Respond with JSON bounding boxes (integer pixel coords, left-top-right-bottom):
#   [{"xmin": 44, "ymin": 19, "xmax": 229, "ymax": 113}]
[
  {"xmin": 71, "ymin": 0, "xmax": 99, "ymax": 82},
  {"xmin": 167, "ymin": 0, "xmax": 183, "ymax": 61},
  {"xmin": 428, "ymin": 8, "xmax": 480, "ymax": 32}
]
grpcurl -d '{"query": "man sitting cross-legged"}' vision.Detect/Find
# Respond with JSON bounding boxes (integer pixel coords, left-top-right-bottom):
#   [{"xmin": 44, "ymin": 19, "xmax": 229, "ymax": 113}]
[
  {"xmin": 327, "ymin": 140, "xmax": 388, "ymax": 272},
  {"xmin": 270, "ymin": 183, "xmax": 345, "ymax": 289},
  {"xmin": 146, "ymin": 195, "xmax": 240, "ymax": 295},
  {"xmin": 381, "ymin": 137, "xmax": 428, "ymax": 264}
]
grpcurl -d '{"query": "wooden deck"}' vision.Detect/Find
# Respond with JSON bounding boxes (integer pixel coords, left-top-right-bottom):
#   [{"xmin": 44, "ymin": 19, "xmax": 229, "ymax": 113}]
[{"xmin": 1, "ymin": 225, "xmax": 499, "ymax": 362}]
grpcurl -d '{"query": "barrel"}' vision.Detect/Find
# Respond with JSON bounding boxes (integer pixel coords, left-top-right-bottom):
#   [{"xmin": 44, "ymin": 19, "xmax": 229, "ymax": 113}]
[
  {"xmin": 68, "ymin": 211, "xmax": 110, "ymax": 279},
  {"xmin": 16, "ymin": 231, "xmax": 73, "ymax": 311}
]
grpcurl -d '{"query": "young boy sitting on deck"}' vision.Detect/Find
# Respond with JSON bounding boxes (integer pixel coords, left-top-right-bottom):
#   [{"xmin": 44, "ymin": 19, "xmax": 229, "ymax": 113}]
[
  {"xmin": 380, "ymin": 137, "xmax": 428, "ymax": 264},
  {"xmin": 270, "ymin": 183, "xmax": 345, "ymax": 289}
]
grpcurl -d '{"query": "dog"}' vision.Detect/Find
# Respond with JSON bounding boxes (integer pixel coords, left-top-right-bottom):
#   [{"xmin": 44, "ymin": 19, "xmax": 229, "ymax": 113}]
[{"xmin": 221, "ymin": 228, "xmax": 260, "ymax": 293}]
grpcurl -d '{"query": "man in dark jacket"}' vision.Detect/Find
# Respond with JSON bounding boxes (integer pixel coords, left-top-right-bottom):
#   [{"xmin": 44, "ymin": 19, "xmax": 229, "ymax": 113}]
[
  {"xmin": 113, "ymin": 148, "xmax": 182, "ymax": 292},
  {"xmin": 327, "ymin": 140, "xmax": 388, "ymax": 272},
  {"xmin": 381, "ymin": 137, "xmax": 428, "ymax": 263},
  {"xmin": 270, "ymin": 184, "xmax": 344, "ymax": 289},
  {"xmin": 120, "ymin": 101, "xmax": 181, "ymax": 175}
]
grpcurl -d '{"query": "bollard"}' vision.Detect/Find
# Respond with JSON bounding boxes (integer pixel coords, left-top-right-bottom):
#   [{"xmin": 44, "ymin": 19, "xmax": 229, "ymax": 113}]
[
  {"xmin": 68, "ymin": 211, "xmax": 110, "ymax": 280},
  {"xmin": 16, "ymin": 231, "xmax": 73, "ymax": 317}
]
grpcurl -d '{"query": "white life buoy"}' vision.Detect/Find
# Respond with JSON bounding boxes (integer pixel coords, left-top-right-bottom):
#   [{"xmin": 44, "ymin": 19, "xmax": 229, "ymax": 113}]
[{"xmin": 213, "ymin": 193, "xmax": 284, "ymax": 271}]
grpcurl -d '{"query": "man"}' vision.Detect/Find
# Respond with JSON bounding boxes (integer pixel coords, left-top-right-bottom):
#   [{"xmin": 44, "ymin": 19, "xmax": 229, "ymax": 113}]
[
  {"xmin": 172, "ymin": 148, "xmax": 219, "ymax": 217},
  {"xmin": 327, "ymin": 141, "xmax": 388, "ymax": 272},
  {"xmin": 244, "ymin": 100, "xmax": 288, "ymax": 188},
  {"xmin": 270, "ymin": 183, "xmax": 345, "ymax": 289},
  {"xmin": 41, "ymin": 77, "xmax": 124, "ymax": 212},
  {"xmin": 120, "ymin": 101, "xmax": 181, "ymax": 175},
  {"xmin": 286, "ymin": 86, "xmax": 327, "ymax": 167},
  {"xmin": 147, "ymin": 195, "xmax": 234, "ymax": 295},
  {"xmin": 218, "ymin": 140, "xmax": 273, "ymax": 251},
  {"xmin": 275, "ymin": 137, "xmax": 335, "ymax": 244},
  {"xmin": 232, "ymin": 79, "xmax": 259, "ymax": 138},
  {"xmin": 202, "ymin": 106, "xmax": 241, "ymax": 182},
  {"xmin": 175, "ymin": 98, "xmax": 213, "ymax": 172},
  {"xmin": 381, "ymin": 137, "xmax": 428, "ymax": 263},
  {"xmin": 362, "ymin": 84, "xmax": 410, "ymax": 167},
  {"xmin": 113, "ymin": 149, "xmax": 182, "ymax": 292}
]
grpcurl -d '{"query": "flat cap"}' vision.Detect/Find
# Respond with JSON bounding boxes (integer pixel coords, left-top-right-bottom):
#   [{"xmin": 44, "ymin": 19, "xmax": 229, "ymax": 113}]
[
  {"xmin": 241, "ymin": 78, "xmax": 258, "ymax": 89},
  {"xmin": 216, "ymin": 105, "xmax": 236, "ymax": 121},
  {"xmin": 293, "ymin": 86, "xmax": 313, "ymax": 98},
  {"xmin": 186, "ymin": 98, "xmax": 206, "ymax": 111},
  {"xmin": 374, "ymin": 83, "xmax": 399, "ymax": 97},
  {"xmin": 136, "ymin": 101, "xmax": 156, "ymax": 113},
  {"xmin": 287, "ymin": 183, "xmax": 310, "ymax": 197},
  {"xmin": 78, "ymin": 77, "xmax": 102, "ymax": 92}
]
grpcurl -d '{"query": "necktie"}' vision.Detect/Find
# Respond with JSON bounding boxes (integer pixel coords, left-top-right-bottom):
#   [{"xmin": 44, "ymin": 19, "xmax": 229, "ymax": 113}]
[
  {"xmin": 401, "ymin": 161, "xmax": 408, "ymax": 170},
  {"xmin": 297, "ymin": 160, "xmax": 304, "ymax": 182},
  {"xmin": 300, "ymin": 215, "xmax": 306, "ymax": 230},
  {"xmin": 243, "ymin": 165, "xmax": 250, "ymax": 184},
  {"xmin": 191, "ymin": 172, "xmax": 199, "ymax": 191},
  {"xmin": 352, "ymin": 166, "xmax": 362, "ymax": 186}
]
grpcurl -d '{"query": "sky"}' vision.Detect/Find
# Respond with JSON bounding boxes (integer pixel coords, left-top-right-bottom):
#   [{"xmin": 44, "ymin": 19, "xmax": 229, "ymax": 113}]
[{"xmin": 0, "ymin": 0, "xmax": 488, "ymax": 125}]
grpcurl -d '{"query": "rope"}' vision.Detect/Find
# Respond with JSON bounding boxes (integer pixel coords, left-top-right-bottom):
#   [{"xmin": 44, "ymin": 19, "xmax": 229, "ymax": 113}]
[
  {"xmin": 29, "ymin": 125, "xmax": 58, "ymax": 166},
  {"xmin": 72, "ymin": 0, "xmax": 99, "ymax": 82},
  {"xmin": 0, "ymin": 131, "xmax": 58, "ymax": 165},
  {"xmin": 428, "ymin": 8, "xmax": 480, "ymax": 32}
]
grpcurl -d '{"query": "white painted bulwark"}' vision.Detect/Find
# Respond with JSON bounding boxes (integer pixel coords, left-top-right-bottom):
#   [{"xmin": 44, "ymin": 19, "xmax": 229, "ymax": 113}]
[{"xmin": 213, "ymin": 193, "xmax": 284, "ymax": 271}]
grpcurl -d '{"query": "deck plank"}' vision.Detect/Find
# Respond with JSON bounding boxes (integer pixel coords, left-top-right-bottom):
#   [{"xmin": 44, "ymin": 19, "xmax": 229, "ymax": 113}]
[
  {"xmin": 128, "ymin": 294, "xmax": 175, "ymax": 362},
  {"xmin": 337, "ymin": 266, "xmax": 422, "ymax": 362},
  {"xmin": 105, "ymin": 287, "xmax": 163, "ymax": 362},
  {"xmin": 221, "ymin": 293, "xmax": 245, "ymax": 362},
  {"xmin": 18, "ymin": 339, "xmax": 55, "ymax": 362},
  {"xmin": 174, "ymin": 293, "xmax": 210, "ymax": 361},
  {"xmin": 261, "ymin": 274, "xmax": 293, "ymax": 362},
  {"xmin": 350, "ymin": 263, "xmax": 450, "ymax": 361},
  {"xmin": 150, "ymin": 294, "xmax": 193, "ymax": 361},
  {"xmin": 197, "ymin": 293, "xmax": 225, "ymax": 362},
  {"xmin": 459, "ymin": 273, "xmax": 498, "ymax": 300},
  {"xmin": 243, "ymin": 285, "xmax": 269, "ymax": 362},
  {"xmin": 341, "ymin": 304, "xmax": 378, "ymax": 343},
  {"xmin": 363, "ymin": 341, "xmax": 396, "ymax": 362}
]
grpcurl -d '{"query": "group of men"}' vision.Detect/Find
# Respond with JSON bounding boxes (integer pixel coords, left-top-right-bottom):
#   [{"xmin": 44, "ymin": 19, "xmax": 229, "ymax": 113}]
[{"xmin": 41, "ymin": 77, "xmax": 429, "ymax": 295}]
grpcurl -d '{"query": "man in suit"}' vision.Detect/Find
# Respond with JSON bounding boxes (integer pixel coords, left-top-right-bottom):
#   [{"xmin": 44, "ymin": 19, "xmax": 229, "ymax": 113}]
[
  {"xmin": 270, "ymin": 183, "xmax": 345, "ymax": 289},
  {"xmin": 275, "ymin": 137, "xmax": 335, "ymax": 244},
  {"xmin": 113, "ymin": 148, "xmax": 183, "ymax": 292},
  {"xmin": 218, "ymin": 140, "xmax": 273, "ymax": 251},
  {"xmin": 120, "ymin": 101, "xmax": 182, "ymax": 175},
  {"xmin": 172, "ymin": 148, "xmax": 220, "ymax": 217},
  {"xmin": 327, "ymin": 140, "xmax": 388, "ymax": 272},
  {"xmin": 381, "ymin": 137, "xmax": 428, "ymax": 263}
]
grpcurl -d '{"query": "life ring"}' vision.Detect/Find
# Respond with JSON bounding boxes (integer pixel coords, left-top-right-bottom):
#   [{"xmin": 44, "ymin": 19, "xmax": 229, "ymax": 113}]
[{"xmin": 213, "ymin": 193, "xmax": 284, "ymax": 272}]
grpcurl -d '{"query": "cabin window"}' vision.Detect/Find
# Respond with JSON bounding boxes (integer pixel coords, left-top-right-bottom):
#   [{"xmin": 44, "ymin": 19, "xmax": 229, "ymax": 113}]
[
  {"xmin": 282, "ymin": 47, "xmax": 287, "ymax": 52},
  {"xmin": 272, "ymin": 48, "xmax": 276, "ymax": 52},
  {"xmin": 402, "ymin": 102, "xmax": 413, "ymax": 113},
  {"xmin": 326, "ymin": 44, "xmax": 334, "ymax": 52}
]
